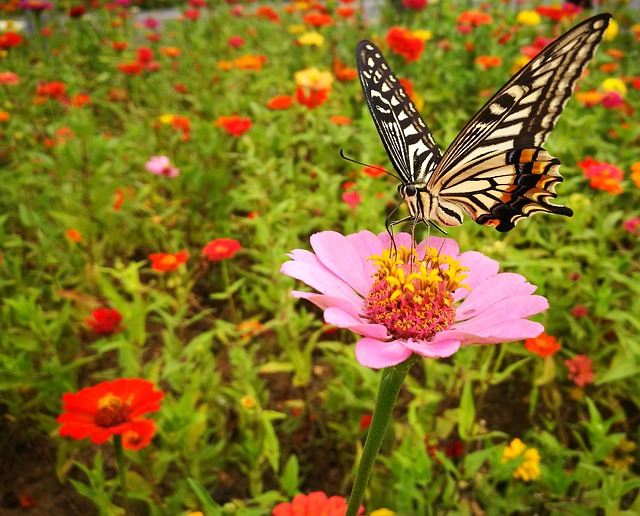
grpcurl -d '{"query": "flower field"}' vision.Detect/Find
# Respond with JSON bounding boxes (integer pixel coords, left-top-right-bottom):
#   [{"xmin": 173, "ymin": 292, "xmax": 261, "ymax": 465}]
[{"xmin": 1, "ymin": 0, "xmax": 640, "ymax": 514}]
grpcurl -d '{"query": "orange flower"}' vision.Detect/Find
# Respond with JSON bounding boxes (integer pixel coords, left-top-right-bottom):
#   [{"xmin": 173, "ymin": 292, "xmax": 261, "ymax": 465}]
[
  {"xmin": 336, "ymin": 7, "xmax": 354, "ymax": 18},
  {"xmin": 65, "ymin": 229, "xmax": 83, "ymax": 242},
  {"xmin": 214, "ymin": 115, "xmax": 252, "ymax": 137},
  {"xmin": 267, "ymin": 95, "xmax": 294, "ymax": 110},
  {"xmin": 148, "ymin": 250, "xmax": 190, "ymax": 272},
  {"xmin": 525, "ymin": 332, "xmax": 561, "ymax": 357},
  {"xmin": 386, "ymin": 26, "xmax": 424, "ymax": 62},
  {"xmin": 332, "ymin": 59, "xmax": 358, "ymax": 82},
  {"xmin": 69, "ymin": 93, "xmax": 91, "ymax": 107},
  {"xmin": 233, "ymin": 54, "xmax": 267, "ymax": 71},
  {"xmin": 160, "ymin": 46, "xmax": 181, "ymax": 58},
  {"xmin": 475, "ymin": 55, "xmax": 502, "ymax": 70},
  {"xmin": 216, "ymin": 60, "xmax": 234, "ymax": 71},
  {"xmin": 605, "ymin": 48, "xmax": 624, "ymax": 60},
  {"xmin": 600, "ymin": 63, "xmax": 618, "ymax": 73},
  {"xmin": 575, "ymin": 90, "xmax": 603, "ymax": 107},
  {"xmin": 0, "ymin": 111, "xmax": 9, "ymax": 123},
  {"xmin": 330, "ymin": 115, "xmax": 351, "ymax": 125},
  {"xmin": 457, "ymin": 10, "xmax": 493, "ymax": 27},
  {"xmin": 631, "ymin": 162, "xmax": 640, "ymax": 188},
  {"xmin": 57, "ymin": 378, "xmax": 163, "ymax": 449}
]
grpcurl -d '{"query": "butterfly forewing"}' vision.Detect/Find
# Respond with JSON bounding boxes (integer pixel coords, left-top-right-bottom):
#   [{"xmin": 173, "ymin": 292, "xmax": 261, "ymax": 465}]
[
  {"xmin": 356, "ymin": 14, "xmax": 611, "ymax": 232},
  {"xmin": 432, "ymin": 14, "xmax": 612, "ymax": 175},
  {"xmin": 356, "ymin": 41, "xmax": 442, "ymax": 184}
]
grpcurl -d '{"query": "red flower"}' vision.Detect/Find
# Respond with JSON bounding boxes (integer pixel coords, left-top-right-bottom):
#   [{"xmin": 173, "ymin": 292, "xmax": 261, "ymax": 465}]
[
  {"xmin": 214, "ymin": 115, "xmax": 252, "ymax": 137},
  {"xmin": 524, "ymin": 332, "xmax": 561, "ymax": 357},
  {"xmin": 342, "ymin": 190, "xmax": 362, "ymax": 211},
  {"xmin": 403, "ymin": 0, "xmax": 427, "ymax": 9},
  {"xmin": 149, "ymin": 250, "xmax": 190, "ymax": 272},
  {"xmin": 362, "ymin": 164, "xmax": 386, "ymax": 178},
  {"xmin": 359, "ymin": 413, "xmax": 372, "ymax": 430},
  {"xmin": 564, "ymin": 355, "xmax": 595, "ymax": 387},
  {"xmin": 68, "ymin": 6, "xmax": 85, "ymax": 18},
  {"xmin": 86, "ymin": 307, "xmax": 124, "ymax": 335},
  {"xmin": 303, "ymin": 13, "xmax": 333, "ymax": 27},
  {"xmin": 272, "ymin": 492, "xmax": 364, "ymax": 516},
  {"xmin": 0, "ymin": 32, "xmax": 23, "ymax": 50},
  {"xmin": 268, "ymin": 95, "xmax": 294, "ymax": 110},
  {"xmin": 255, "ymin": 5, "xmax": 280, "ymax": 22},
  {"xmin": 57, "ymin": 378, "xmax": 163, "ymax": 449},
  {"xmin": 386, "ymin": 27, "xmax": 425, "ymax": 62},
  {"xmin": 475, "ymin": 55, "xmax": 502, "ymax": 70},
  {"xmin": 36, "ymin": 81, "xmax": 66, "ymax": 99},
  {"xmin": 577, "ymin": 157, "xmax": 624, "ymax": 195},
  {"xmin": 117, "ymin": 61, "xmax": 144, "ymax": 75},
  {"xmin": 136, "ymin": 46, "xmax": 154, "ymax": 62},
  {"xmin": 296, "ymin": 87, "xmax": 329, "ymax": 109},
  {"xmin": 201, "ymin": 238, "xmax": 242, "ymax": 261}
]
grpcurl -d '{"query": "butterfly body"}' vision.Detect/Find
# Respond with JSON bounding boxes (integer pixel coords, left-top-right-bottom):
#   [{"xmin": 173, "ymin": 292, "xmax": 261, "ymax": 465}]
[{"xmin": 357, "ymin": 14, "xmax": 611, "ymax": 232}]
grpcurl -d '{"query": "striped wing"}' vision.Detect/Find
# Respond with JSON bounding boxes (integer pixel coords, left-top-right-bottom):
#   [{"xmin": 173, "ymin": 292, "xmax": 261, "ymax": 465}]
[
  {"xmin": 429, "ymin": 13, "xmax": 611, "ymax": 231},
  {"xmin": 357, "ymin": 40, "xmax": 442, "ymax": 184}
]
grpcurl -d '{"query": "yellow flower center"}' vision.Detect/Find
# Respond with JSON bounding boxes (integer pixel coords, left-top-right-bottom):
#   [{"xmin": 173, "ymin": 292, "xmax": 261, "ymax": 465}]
[{"xmin": 364, "ymin": 246, "xmax": 469, "ymax": 341}]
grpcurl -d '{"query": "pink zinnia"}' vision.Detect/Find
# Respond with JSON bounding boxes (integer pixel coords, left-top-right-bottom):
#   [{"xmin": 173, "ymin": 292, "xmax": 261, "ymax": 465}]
[
  {"xmin": 281, "ymin": 231, "xmax": 548, "ymax": 369},
  {"xmin": 145, "ymin": 155, "xmax": 180, "ymax": 177}
]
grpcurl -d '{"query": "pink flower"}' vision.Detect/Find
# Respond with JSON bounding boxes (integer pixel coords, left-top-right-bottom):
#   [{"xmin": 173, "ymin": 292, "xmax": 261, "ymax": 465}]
[
  {"xmin": 623, "ymin": 217, "xmax": 640, "ymax": 235},
  {"xmin": 228, "ymin": 36, "xmax": 245, "ymax": 48},
  {"xmin": 564, "ymin": 354, "xmax": 595, "ymax": 387},
  {"xmin": 145, "ymin": 156, "xmax": 180, "ymax": 177},
  {"xmin": 281, "ymin": 231, "xmax": 548, "ymax": 369},
  {"xmin": 143, "ymin": 17, "xmax": 159, "ymax": 29},
  {"xmin": 342, "ymin": 191, "xmax": 362, "ymax": 211}
]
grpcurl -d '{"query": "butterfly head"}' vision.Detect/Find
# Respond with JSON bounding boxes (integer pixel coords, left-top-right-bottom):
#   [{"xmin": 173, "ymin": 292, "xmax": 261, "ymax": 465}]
[{"xmin": 398, "ymin": 182, "xmax": 465, "ymax": 228}]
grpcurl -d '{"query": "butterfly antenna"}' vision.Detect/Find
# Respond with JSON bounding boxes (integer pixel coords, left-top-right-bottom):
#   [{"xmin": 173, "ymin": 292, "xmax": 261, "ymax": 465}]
[{"xmin": 339, "ymin": 150, "xmax": 399, "ymax": 181}]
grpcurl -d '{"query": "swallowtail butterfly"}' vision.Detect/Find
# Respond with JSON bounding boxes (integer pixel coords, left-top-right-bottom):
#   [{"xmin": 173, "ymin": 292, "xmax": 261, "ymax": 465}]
[{"xmin": 356, "ymin": 14, "xmax": 611, "ymax": 232}]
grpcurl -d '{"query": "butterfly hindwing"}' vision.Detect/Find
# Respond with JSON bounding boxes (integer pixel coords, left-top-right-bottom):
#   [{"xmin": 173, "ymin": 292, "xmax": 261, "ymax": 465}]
[{"xmin": 356, "ymin": 41, "xmax": 442, "ymax": 185}]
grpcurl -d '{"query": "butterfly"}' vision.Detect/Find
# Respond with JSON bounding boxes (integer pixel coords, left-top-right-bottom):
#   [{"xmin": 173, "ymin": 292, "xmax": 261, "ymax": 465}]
[{"xmin": 356, "ymin": 14, "xmax": 612, "ymax": 233}]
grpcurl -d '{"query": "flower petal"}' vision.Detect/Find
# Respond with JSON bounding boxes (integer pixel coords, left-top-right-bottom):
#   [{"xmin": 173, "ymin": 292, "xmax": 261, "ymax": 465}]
[
  {"xmin": 310, "ymin": 231, "xmax": 373, "ymax": 296},
  {"xmin": 355, "ymin": 337, "xmax": 412, "ymax": 369},
  {"xmin": 403, "ymin": 337, "xmax": 461, "ymax": 358},
  {"xmin": 324, "ymin": 307, "xmax": 389, "ymax": 339}
]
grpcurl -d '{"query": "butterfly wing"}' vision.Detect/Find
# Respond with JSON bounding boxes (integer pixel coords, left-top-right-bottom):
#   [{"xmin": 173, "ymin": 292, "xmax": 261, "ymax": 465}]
[
  {"xmin": 356, "ymin": 40, "xmax": 442, "ymax": 184},
  {"xmin": 428, "ymin": 13, "xmax": 611, "ymax": 231}
]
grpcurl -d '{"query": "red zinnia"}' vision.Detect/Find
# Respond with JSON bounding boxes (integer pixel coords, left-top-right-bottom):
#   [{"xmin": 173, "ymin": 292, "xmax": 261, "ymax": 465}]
[
  {"xmin": 303, "ymin": 13, "xmax": 333, "ymax": 27},
  {"xmin": 524, "ymin": 332, "xmax": 561, "ymax": 357},
  {"xmin": 214, "ymin": 115, "xmax": 252, "ymax": 137},
  {"xmin": 149, "ymin": 250, "xmax": 190, "ymax": 272},
  {"xmin": 386, "ymin": 27, "xmax": 425, "ymax": 62},
  {"xmin": 57, "ymin": 378, "xmax": 163, "ymax": 450},
  {"xmin": 268, "ymin": 95, "xmax": 294, "ymax": 110},
  {"xmin": 296, "ymin": 87, "xmax": 329, "ymax": 109},
  {"xmin": 86, "ymin": 307, "xmax": 124, "ymax": 335},
  {"xmin": 362, "ymin": 164, "xmax": 386, "ymax": 178},
  {"xmin": 201, "ymin": 238, "xmax": 242, "ymax": 261},
  {"xmin": 36, "ymin": 81, "xmax": 66, "ymax": 99},
  {"xmin": 0, "ymin": 32, "xmax": 23, "ymax": 49},
  {"xmin": 136, "ymin": 46, "xmax": 154, "ymax": 62},
  {"xmin": 272, "ymin": 492, "xmax": 364, "ymax": 516}
]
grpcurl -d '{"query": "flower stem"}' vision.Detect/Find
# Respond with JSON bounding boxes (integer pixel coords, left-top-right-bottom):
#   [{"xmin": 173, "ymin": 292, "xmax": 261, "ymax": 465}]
[
  {"xmin": 113, "ymin": 435, "xmax": 131, "ymax": 515},
  {"xmin": 346, "ymin": 355, "xmax": 418, "ymax": 516}
]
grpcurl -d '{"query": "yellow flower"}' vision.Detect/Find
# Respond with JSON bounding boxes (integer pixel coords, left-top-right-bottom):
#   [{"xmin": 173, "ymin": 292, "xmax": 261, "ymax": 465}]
[
  {"xmin": 516, "ymin": 10, "xmax": 541, "ymax": 26},
  {"xmin": 604, "ymin": 438, "xmax": 637, "ymax": 470},
  {"xmin": 510, "ymin": 56, "xmax": 530, "ymax": 76},
  {"xmin": 370, "ymin": 510, "xmax": 395, "ymax": 516},
  {"xmin": 294, "ymin": 67, "xmax": 334, "ymax": 90},
  {"xmin": 288, "ymin": 24, "xmax": 306, "ymax": 34},
  {"xmin": 158, "ymin": 114, "xmax": 175, "ymax": 125},
  {"xmin": 413, "ymin": 29, "xmax": 433, "ymax": 42},
  {"xmin": 604, "ymin": 19, "xmax": 618, "ymax": 41},
  {"xmin": 298, "ymin": 31, "xmax": 324, "ymax": 47},
  {"xmin": 240, "ymin": 395, "xmax": 256, "ymax": 409},
  {"xmin": 502, "ymin": 438, "xmax": 541, "ymax": 482},
  {"xmin": 601, "ymin": 77, "xmax": 627, "ymax": 97}
]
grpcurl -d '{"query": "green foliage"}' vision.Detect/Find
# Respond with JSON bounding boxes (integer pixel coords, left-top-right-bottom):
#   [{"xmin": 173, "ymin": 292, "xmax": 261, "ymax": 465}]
[{"xmin": 1, "ymin": 0, "xmax": 639, "ymax": 514}]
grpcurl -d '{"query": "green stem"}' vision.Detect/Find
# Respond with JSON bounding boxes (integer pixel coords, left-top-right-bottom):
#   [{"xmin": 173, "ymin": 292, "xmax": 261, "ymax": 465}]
[
  {"xmin": 221, "ymin": 260, "xmax": 238, "ymax": 323},
  {"xmin": 113, "ymin": 435, "xmax": 131, "ymax": 516},
  {"xmin": 346, "ymin": 355, "xmax": 418, "ymax": 516}
]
